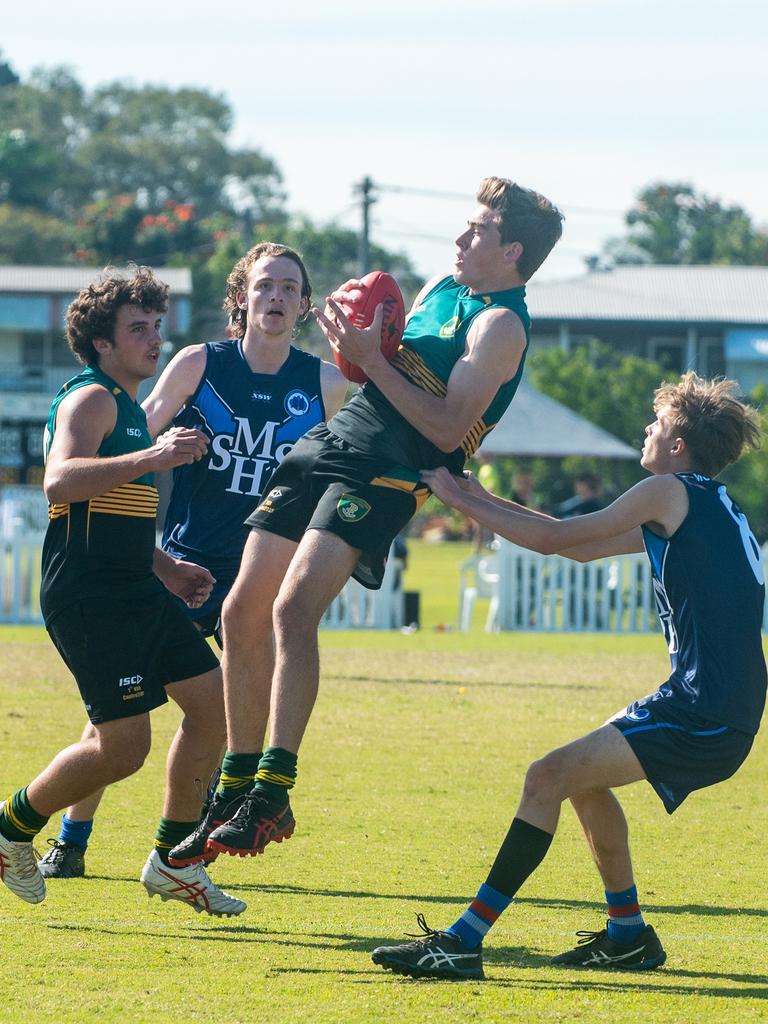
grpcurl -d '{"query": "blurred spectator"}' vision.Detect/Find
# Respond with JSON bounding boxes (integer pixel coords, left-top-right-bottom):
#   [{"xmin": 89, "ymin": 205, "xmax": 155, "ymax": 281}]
[
  {"xmin": 555, "ymin": 472, "xmax": 605, "ymax": 518},
  {"xmin": 511, "ymin": 465, "xmax": 538, "ymax": 508}
]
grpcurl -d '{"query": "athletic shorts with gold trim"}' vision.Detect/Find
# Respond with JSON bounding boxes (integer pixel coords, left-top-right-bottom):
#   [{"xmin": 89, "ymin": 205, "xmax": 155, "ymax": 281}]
[
  {"xmin": 245, "ymin": 425, "xmax": 430, "ymax": 590},
  {"xmin": 45, "ymin": 584, "xmax": 219, "ymax": 724}
]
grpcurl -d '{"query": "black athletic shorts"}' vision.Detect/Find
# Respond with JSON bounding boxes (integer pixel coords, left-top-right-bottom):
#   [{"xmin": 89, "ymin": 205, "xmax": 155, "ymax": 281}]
[
  {"xmin": 610, "ymin": 692, "xmax": 754, "ymax": 814},
  {"xmin": 46, "ymin": 587, "xmax": 220, "ymax": 724},
  {"xmin": 245, "ymin": 425, "xmax": 430, "ymax": 589}
]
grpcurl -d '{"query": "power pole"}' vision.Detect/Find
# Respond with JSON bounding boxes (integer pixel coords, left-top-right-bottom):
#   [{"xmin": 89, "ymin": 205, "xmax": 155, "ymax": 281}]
[{"xmin": 355, "ymin": 176, "xmax": 376, "ymax": 276}]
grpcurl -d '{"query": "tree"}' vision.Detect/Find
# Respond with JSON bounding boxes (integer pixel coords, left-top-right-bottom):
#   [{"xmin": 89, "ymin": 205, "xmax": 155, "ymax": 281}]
[
  {"xmin": 604, "ymin": 182, "xmax": 768, "ymax": 266},
  {"xmin": 0, "ymin": 66, "xmax": 284, "ymax": 223},
  {"xmin": 0, "ymin": 60, "xmax": 421, "ymax": 348},
  {"xmin": 0, "ymin": 52, "xmax": 19, "ymax": 88},
  {"xmin": 0, "ymin": 204, "xmax": 75, "ymax": 264},
  {"xmin": 526, "ymin": 342, "xmax": 666, "ymax": 498},
  {"xmin": 720, "ymin": 390, "xmax": 768, "ymax": 543}
]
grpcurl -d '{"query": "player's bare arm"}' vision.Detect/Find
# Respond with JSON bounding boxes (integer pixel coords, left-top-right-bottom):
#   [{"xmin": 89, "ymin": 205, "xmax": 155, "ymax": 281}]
[
  {"xmin": 421, "ymin": 467, "xmax": 689, "ymax": 559},
  {"xmin": 454, "ymin": 469, "xmax": 645, "ymax": 561},
  {"xmin": 44, "ymin": 386, "xmax": 209, "ymax": 505},
  {"xmin": 319, "ymin": 358, "xmax": 349, "ymax": 419},
  {"xmin": 314, "ymin": 301, "xmax": 525, "ymax": 452},
  {"xmin": 142, "ymin": 343, "xmax": 208, "ymax": 437}
]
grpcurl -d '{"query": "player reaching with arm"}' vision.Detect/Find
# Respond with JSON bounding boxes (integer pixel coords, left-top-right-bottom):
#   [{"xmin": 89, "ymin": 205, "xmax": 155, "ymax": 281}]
[
  {"xmin": 371, "ymin": 372, "xmax": 766, "ymax": 978},
  {"xmin": 37, "ymin": 244, "xmax": 347, "ymax": 883},
  {"xmin": 177, "ymin": 178, "xmax": 563, "ymax": 865}
]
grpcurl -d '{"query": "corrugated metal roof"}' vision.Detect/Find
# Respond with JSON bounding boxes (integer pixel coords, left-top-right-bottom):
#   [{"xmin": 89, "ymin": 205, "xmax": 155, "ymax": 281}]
[
  {"xmin": 0, "ymin": 265, "xmax": 192, "ymax": 295},
  {"xmin": 527, "ymin": 266, "xmax": 768, "ymax": 324}
]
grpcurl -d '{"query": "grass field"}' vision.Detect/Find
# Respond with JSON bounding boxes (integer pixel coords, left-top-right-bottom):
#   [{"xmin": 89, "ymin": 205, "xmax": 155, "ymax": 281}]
[{"xmin": 1, "ymin": 542, "xmax": 766, "ymax": 1022}]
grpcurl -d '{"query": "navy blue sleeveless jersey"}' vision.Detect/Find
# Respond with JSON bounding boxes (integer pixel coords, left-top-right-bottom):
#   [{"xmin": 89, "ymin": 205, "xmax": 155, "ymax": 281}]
[
  {"xmin": 162, "ymin": 341, "xmax": 326, "ymax": 578},
  {"xmin": 642, "ymin": 473, "xmax": 767, "ymax": 734}
]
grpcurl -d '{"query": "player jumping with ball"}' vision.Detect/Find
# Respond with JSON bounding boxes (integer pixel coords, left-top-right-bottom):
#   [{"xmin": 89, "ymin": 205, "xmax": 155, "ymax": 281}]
[{"xmin": 168, "ymin": 177, "xmax": 564, "ymax": 864}]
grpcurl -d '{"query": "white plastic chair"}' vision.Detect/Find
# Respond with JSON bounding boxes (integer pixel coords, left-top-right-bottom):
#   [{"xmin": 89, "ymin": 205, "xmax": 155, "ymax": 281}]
[{"xmin": 458, "ymin": 552, "xmax": 500, "ymax": 632}]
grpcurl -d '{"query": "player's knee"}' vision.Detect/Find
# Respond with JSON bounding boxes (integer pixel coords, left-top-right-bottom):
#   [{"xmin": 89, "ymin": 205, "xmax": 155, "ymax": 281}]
[
  {"xmin": 522, "ymin": 752, "xmax": 568, "ymax": 803},
  {"xmin": 221, "ymin": 590, "xmax": 272, "ymax": 643},
  {"xmin": 273, "ymin": 588, "xmax": 317, "ymax": 638},
  {"xmin": 99, "ymin": 741, "xmax": 149, "ymax": 782},
  {"xmin": 182, "ymin": 698, "xmax": 226, "ymax": 745}
]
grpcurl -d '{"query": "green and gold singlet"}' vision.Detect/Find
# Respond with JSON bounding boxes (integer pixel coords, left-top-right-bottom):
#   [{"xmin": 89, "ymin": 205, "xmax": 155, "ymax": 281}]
[
  {"xmin": 328, "ymin": 275, "xmax": 530, "ymax": 472},
  {"xmin": 40, "ymin": 364, "xmax": 160, "ymax": 623}
]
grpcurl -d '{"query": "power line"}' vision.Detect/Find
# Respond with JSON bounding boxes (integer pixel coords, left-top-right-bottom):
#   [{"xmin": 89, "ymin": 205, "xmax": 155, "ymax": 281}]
[
  {"xmin": 376, "ymin": 181, "xmax": 625, "ymax": 217},
  {"xmin": 377, "ymin": 227, "xmax": 596, "ymax": 259}
]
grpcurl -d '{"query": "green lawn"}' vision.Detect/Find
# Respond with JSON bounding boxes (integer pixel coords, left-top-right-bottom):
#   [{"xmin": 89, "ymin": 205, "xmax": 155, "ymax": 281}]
[{"xmin": 0, "ymin": 546, "xmax": 766, "ymax": 1022}]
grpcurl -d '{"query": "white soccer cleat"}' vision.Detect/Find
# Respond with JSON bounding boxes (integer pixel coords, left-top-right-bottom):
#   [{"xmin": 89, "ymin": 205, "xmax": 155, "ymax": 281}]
[
  {"xmin": 140, "ymin": 849, "xmax": 246, "ymax": 917},
  {"xmin": 0, "ymin": 807, "xmax": 46, "ymax": 905}
]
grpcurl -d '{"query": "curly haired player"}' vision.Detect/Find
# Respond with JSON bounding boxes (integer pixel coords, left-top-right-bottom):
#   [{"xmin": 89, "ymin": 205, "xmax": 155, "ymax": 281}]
[
  {"xmin": 34, "ymin": 245, "xmax": 346, "ymax": 888},
  {"xmin": 0, "ymin": 266, "xmax": 245, "ymax": 913}
]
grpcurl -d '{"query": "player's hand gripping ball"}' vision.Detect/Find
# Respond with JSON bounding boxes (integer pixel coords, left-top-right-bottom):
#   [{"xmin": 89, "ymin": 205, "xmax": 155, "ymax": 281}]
[{"xmin": 332, "ymin": 271, "xmax": 405, "ymax": 383}]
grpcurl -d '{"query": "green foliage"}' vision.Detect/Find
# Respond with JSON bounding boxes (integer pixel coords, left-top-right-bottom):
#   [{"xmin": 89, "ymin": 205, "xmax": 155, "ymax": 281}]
[
  {"xmin": 0, "ymin": 66, "xmax": 283, "ymax": 222},
  {"xmin": 525, "ymin": 342, "xmax": 665, "ymax": 499},
  {"xmin": 529, "ymin": 343, "xmax": 664, "ymax": 447},
  {"xmin": 0, "ymin": 58, "xmax": 419, "ymax": 346},
  {"xmin": 0, "ymin": 203, "xmax": 75, "ymax": 264},
  {"xmin": 605, "ymin": 181, "xmax": 768, "ymax": 266},
  {"xmin": 0, "ymin": 51, "xmax": 19, "ymax": 88},
  {"xmin": 0, "ymin": 130, "xmax": 60, "ymax": 207},
  {"xmin": 721, "ymin": 397, "xmax": 768, "ymax": 542}
]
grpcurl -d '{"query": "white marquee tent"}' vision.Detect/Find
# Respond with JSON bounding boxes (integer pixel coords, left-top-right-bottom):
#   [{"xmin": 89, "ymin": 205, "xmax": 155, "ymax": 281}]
[{"xmin": 479, "ymin": 383, "xmax": 638, "ymax": 459}]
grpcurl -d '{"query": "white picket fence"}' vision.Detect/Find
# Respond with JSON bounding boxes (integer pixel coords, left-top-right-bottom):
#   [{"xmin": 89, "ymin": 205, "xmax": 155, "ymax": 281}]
[
  {"xmin": 1, "ymin": 533, "xmax": 44, "ymax": 625},
  {"xmin": 460, "ymin": 539, "xmax": 768, "ymax": 634},
  {"xmin": 5, "ymin": 532, "xmax": 768, "ymax": 634},
  {"xmin": 0, "ymin": 532, "xmax": 405, "ymax": 630}
]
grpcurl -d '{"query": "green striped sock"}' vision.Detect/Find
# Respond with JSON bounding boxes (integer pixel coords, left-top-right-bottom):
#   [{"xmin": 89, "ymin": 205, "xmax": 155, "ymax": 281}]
[
  {"xmin": 154, "ymin": 818, "xmax": 198, "ymax": 865},
  {"xmin": 252, "ymin": 747, "xmax": 297, "ymax": 805},
  {"xmin": 216, "ymin": 751, "xmax": 263, "ymax": 799},
  {"xmin": 0, "ymin": 788, "xmax": 49, "ymax": 842}
]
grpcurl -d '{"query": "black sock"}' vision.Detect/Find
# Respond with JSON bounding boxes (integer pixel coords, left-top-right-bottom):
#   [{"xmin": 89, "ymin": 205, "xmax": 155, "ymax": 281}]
[{"xmin": 485, "ymin": 817, "xmax": 554, "ymax": 898}]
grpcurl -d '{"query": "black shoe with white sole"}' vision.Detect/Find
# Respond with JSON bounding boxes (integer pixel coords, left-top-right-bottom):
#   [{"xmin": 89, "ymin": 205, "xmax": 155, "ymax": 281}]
[
  {"xmin": 551, "ymin": 924, "xmax": 666, "ymax": 970},
  {"xmin": 371, "ymin": 914, "xmax": 484, "ymax": 980}
]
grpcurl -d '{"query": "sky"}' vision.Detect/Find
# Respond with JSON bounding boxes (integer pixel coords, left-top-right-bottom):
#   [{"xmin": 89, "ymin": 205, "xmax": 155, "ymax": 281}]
[{"xmin": 4, "ymin": 0, "xmax": 767, "ymax": 282}]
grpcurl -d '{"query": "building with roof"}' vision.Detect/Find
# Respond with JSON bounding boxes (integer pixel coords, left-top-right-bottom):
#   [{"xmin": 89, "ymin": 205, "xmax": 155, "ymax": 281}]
[
  {"xmin": 526, "ymin": 265, "xmax": 768, "ymax": 394},
  {"xmin": 0, "ymin": 265, "xmax": 192, "ymax": 485}
]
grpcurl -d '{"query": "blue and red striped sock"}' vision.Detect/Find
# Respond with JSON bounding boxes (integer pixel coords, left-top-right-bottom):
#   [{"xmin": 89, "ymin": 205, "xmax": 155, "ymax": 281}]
[
  {"xmin": 446, "ymin": 883, "xmax": 511, "ymax": 949},
  {"xmin": 605, "ymin": 884, "xmax": 645, "ymax": 943}
]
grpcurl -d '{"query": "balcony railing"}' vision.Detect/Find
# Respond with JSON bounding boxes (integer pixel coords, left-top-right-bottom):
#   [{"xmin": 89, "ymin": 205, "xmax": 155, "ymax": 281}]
[{"xmin": 0, "ymin": 364, "xmax": 76, "ymax": 395}]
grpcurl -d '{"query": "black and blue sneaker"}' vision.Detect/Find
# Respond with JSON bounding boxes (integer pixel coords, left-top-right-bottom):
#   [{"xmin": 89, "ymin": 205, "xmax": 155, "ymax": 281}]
[
  {"xmin": 38, "ymin": 839, "xmax": 86, "ymax": 879},
  {"xmin": 371, "ymin": 914, "xmax": 485, "ymax": 980},
  {"xmin": 551, "ymin": 924, "xmax": 666, "ymax": 970}
]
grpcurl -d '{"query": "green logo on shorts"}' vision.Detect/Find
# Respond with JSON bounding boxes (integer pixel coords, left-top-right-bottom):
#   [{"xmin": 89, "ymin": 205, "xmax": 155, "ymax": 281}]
[{"xmin": 337, "ymin": 495, "xmax": 371, "ymax": 522}]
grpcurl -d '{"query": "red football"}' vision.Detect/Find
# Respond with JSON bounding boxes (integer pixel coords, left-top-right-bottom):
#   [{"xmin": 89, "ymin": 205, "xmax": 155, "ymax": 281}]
[{"xmin": 332, "ymin": 271, "xmax": 405, "ymax": 383}]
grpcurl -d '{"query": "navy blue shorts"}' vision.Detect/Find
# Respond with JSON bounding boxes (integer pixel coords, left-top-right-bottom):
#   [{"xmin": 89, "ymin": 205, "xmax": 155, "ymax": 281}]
[
  {"xmin": 610, "ymin": 694, "xmax": 754, "ymax": 814},
  {"xmin": 171, "ymin": 574, "xmax": 234, "ymax": 649}
]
